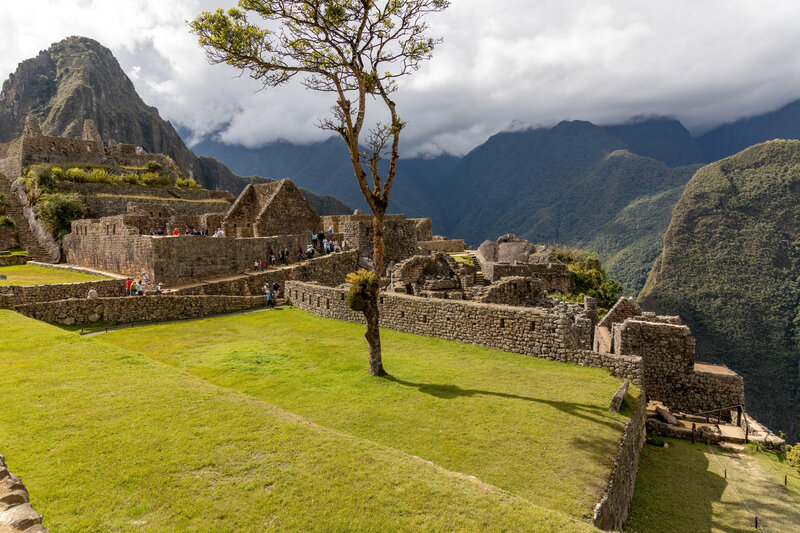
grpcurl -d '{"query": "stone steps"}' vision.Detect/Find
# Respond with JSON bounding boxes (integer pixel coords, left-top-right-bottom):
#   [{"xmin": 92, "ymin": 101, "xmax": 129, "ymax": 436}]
[{"xmin": 0, "ymin": 176, "xmax": 51, "ymax": 261}]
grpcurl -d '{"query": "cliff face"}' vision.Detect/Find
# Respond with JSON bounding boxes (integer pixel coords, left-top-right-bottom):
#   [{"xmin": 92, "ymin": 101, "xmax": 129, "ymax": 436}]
[
  {"xmin": 0, "ymin": 36, "xmax": 351, "ymax": 215},
  {"xmin": 640, "ymin": 140, "xmax": 800, "ymax": 441},
  {"xmin": 0, "ymin": 37, "xmax": 199, "ymax": 180}
]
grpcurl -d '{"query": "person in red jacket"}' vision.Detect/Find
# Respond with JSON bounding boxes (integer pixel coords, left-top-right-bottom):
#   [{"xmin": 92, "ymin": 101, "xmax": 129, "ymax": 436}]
[{"xmin": 125, "ymin": 278, "xmax": 133, "ymax": 296}]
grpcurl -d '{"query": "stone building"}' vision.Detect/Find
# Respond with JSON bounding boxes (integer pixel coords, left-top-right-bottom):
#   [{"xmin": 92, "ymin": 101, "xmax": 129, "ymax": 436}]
[
  {"xmin": 476, "ymin": 235, "xmax": 575, "ymax": 294},
  {"xmin": 222, "ymin": 180, "xmax": 320, "ymax": 238},
  {"xmin": 321, "ymin": 213, "xmax": 428, "ymax": 265}
]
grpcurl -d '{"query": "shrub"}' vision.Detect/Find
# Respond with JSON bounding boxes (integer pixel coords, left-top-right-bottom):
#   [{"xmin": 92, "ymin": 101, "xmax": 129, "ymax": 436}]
[
  {"xmin": 88, "ymin": 168, "xmax": 112, "ymax": 184},
  {"xmin": 176, "ymin": 176, "xmax": 202, "ymax": 189},
  {"xmin": 141, "ymin": 172, "xmax": 170, "ymax": 187},
  {"xmin": 29, "ymin": 165, "xmax": 55, "ymax": 191},
  {"xmin": 551, "ymin": 245, "xmax": 624, "ymax": 311},
  {"xmin": 122, "ymin": 174, "xmax": 142, "ymax": 185},
  {"xmin": 51, "ymin": 167, "xmax": 65, "ymax": 180},
  {"xmin": 346, "ymin": 269, "xmax": 379, "ymax": 312},
  {"xmin": 35, "ymin": 193, "xmax": 87, "ymax": 238},
  {"xmin": 65, "ymin": 167, "xmax": 88, "ymax": 183},
  {"xmin": 145, "ymin": 160, "xmax": 163, "ymax": 173},
  {"xmin": 0, "ymin": 192, "xmax": 6, "ymax": 205},
  {"xmin": 789, "ymin": 445, "xmax": 800, "ymax": 472},
  {"xmin": 0, "ymin": 215, "xmax": 15, "ymax": 228}
]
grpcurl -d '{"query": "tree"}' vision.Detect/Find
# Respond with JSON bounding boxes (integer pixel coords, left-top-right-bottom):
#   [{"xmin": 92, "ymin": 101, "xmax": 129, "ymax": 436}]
[{"xmin": 191, "ymin": 0, "xmax": 449, "ymax": 376}]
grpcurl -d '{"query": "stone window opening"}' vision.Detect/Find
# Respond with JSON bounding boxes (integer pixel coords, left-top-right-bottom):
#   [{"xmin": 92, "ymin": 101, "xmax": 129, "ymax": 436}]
[
  {"xmin": 400, "ymin": 311, "xmax": 405, "ymax": 318},
  {"xmin": 326, "ymin": 299, "xmax": 330, "ymax": 309},
  {"xmin": 340, "ymin": 293, "xmax": 345, "ymax": 301},
  {"xmin": 380, "ymin": 296, "xmax": 384, "ymax": 304},
  {"xmin": 530, "ymin": 321, "xmax": 536, "ymax": 331},
  {"xmin": 422, "ymin": 315, "xmax": 427, "ymax": 323},
  {"xmin": 500, "ymin": 318, "xmax": 505, "ymax": 328}
]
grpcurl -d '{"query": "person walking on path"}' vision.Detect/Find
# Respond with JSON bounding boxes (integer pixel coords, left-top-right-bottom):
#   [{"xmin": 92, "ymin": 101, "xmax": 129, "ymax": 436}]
[{"xmin": 125, "ymin": 278, "xmax": 133, "ymax": 297}]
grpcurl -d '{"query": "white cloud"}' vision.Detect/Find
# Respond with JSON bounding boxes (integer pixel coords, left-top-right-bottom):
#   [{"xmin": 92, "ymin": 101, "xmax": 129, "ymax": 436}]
[{"xmin": 3, "ymin": 1, "xmax": 800, "ymax": 156}]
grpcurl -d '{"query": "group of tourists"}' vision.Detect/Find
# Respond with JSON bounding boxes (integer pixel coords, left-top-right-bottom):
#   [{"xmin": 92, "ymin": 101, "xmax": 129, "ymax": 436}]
[
  {"xmin": 253, "ymin": 248, "xmax": 292, "ymax": 271},
  {"xmin": 120, "ymin": 273, "xmax": 162, "ymax": 297},
  {"xmin": 147, "ymin": 227, "xmax": 212, "ymax": 236},
  {"xmin": 311, "ymin": 230, "xmax": 345, "ymax": 255},
  {"xmin": 263, "ymin": 282, "xmax": 281, "ymax": 309}
]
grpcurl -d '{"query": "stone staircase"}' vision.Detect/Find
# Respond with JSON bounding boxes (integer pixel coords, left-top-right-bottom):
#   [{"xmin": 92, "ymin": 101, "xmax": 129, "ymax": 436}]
[
  {"xmin": 0, "ymin": 174, "xmax": 58, "ymax": 262},
  {"xmin": 452, "ymin": 250, "xmax": 489, "ymax": 286}
]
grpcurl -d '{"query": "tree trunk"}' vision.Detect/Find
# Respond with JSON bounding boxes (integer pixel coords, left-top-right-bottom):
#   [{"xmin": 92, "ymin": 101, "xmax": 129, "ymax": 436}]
[
  {"xmin": 363, "ymin": 296, "xmax": 385, "ymax": 376},
  {"xmin": 364, "ymin": 209, "xmax": 386, "ymax": 376}
]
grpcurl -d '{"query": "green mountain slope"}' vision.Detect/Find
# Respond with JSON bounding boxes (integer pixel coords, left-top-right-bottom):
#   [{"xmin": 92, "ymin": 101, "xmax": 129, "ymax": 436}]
[{"xmin": 639, "ymin": 140, "xmax": 800, "ymax": 441}]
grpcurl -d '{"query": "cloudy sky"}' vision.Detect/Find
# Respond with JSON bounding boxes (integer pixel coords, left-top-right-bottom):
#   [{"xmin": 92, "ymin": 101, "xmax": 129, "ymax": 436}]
[{"xmin": 2, "ymin": 1, "xmax": 800, "ymax": 156}]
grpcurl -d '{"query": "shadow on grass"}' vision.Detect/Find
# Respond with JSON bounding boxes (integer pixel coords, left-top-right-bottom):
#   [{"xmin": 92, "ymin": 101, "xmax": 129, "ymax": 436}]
[{"xmin": 385, "ymin": 375, "xmax": 624, "ymax": 432}]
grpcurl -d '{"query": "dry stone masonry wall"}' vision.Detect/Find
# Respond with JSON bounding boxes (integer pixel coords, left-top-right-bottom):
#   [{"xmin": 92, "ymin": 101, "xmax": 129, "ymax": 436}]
[
  {"xmin": 0, "ymin": 279, "xmax": 126, "ymax": 308},
  {"xmin": 0, "ymin": 453, "xmax": 48, "ymax": 532},
  {"xmin": 592, "ymin": 392, "xmax": 648, "ymax": 531},
  {"xmin": 16, "ymin": 295, "xmax": 265, "ymax": 325},
  {"xmin": 286, "ymin": 280, "xmax": 642, "ymax": 382}
]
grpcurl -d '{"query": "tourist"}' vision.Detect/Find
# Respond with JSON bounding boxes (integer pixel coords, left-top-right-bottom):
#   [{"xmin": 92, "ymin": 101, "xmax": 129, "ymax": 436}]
[
  {"xmin": 328, "ymin": 226, "xmax": 333, "ymax": 234},
  {"xmin": 272, "ymin": 282, "xmax": 280, "ymax": 298},
  {"xmin": 136, "ymin": 280, "xmax": 143, "ymax": 296},
  {"xmin": 254, "ymin": 259, "xmax": 259, "ymax": 272},
  {"xmin": 155, "ymin": 283, "xmax": 163, "ymax": 295},
  {"xmin": 341, "ymin": 238, "xmax": 347, "ymax": 251},
  {"xmin": 125, "ymin": 278, "xmax": 133, "ymax": 296},
  {"xmin": 334, "ymin": 240, "xmax": 342, "ymax": 253},
  {"xmin": 268, "ymin": 248, "xmax": 276, "ymax": 266},
  {"xmin": 142, "ymin": 272, "xmax": 151, "ymax": 289},
  {"xmin": 311, "ymin": 231, "xmax": 317, "ymax": 248},
  {"xmin": 266, "ymin": 288, "xmax": 275, "ymax": 309},
  {"xmin": 259, "ymin": 259, "xmax": 265, "ymax": 272},
  {"xmin": 306, "ymin": 244, "xmax": 315, "ymax": 259},
  {"xmin": 283, "ymin": 248, "xmax": 290, "ymax": 265},
  {"xmin": 172, "ymin": 228, "xmax": 180, "ymax": 236},
  {"xmin": 87, "ymin": 286, "xmax": 98, "ymax": 299},
  {"xmin": 297, "ymin": 247, "xmax": 305, "ymax": 261}
]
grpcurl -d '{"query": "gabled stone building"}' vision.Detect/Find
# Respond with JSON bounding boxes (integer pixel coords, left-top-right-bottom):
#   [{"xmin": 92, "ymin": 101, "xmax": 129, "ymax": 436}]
[{"xmin": 222, "ymin": 180, "xmax": 320, "ymax": 238}]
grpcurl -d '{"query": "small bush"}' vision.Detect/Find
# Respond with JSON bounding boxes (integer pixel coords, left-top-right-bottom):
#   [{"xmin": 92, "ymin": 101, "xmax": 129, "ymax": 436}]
[
  {"xmin": 141, "ymin": 172, "xmax": 170, "ymax": 187},
  {"xmin": 29, "ymin": 165, "xmax": 55, "ymax": 191},
  {"xmin": 35, "ymin": 193, "xmax": 87, "ymax": 238},
  {"xmin": 551, "ymin": 245, "xmax": 624, "ymax": 311},
  {"xmin": 346, "ymin": 269, "xmax": 379, "ymax": 312},
  {"xmin": 51, "ymin": 167, "xmax": 65, "ymax": 180},
  {"xmin": 0, "ymin": 215, "xmax": 15, "ymax": 228},
  {"xmin": 788, "ymin": 445, "xmax": 800, "ymax": 472},
  {"xmin": 176, "ymin": 176, "xmax": 202, "ymax": 189},
  {"xmin": 145, "ymin": 161, "xmax": 163, "ymax": 173},
  {"xmin": 65, "ymin": 167, "xmax": 88, "ymax": 183},
  {"xmin": 0, "ymin": 192, "xmax": 6, "ymax": 205},
  {"xmin": 122, "ymin": 174, "xmax": 142, "ymax": 185},
  {"xmin": 88, "ymin": 168, "xmax": 112, "ymax": 184}
]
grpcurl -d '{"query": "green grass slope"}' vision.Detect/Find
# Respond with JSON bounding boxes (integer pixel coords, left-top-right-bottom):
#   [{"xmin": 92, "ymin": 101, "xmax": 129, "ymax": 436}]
[
  {"xmin": 640, "ymin": 140, "xmax": 800, "ymax": 441},
  {"xmin": 0, "ymin": 309, "xmax": 597, "ymax": 532},
  {"xmin": 627, "ymin": 439, "xmax": 800, "ymax": 532},
  {"xmin": 0, "ymin": 264, "xmax": 110, "ymax": 285},
  {"xmin": 98, "ymin": 307, "xmax": 633, "ymax": 521}
]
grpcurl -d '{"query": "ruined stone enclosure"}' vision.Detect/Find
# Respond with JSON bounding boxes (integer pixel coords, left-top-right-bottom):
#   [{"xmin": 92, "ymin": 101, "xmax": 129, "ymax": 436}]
[{"xmin": 222, "ymin": 180, "xmax": 320, "ymax": 238}]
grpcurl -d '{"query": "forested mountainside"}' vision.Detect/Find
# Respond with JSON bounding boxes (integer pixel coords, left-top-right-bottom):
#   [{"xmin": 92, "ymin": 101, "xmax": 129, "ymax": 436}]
[
  {"xmin": 640, "ymin": 140, "xmax": 800, "ymax": 441},
  {"xmin": 0, "ymin": 36, "xmax": 351, "ymax": 215}
]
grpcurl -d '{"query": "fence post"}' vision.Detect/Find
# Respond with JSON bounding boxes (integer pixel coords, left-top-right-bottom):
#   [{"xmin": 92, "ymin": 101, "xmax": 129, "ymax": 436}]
[
  {"xmin": 692, "ymin": 423, "xmax": 696, "ymax": 444},
  {"xmin": 737, "ymin": 406, "xmax": 742, "ymax": 427}
]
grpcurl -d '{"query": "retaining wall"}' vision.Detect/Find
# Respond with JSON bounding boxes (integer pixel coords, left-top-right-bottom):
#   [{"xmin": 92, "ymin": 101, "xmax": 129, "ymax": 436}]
[
  {"xmin": 0, "ymin": 278, "xmax": 126, "ymax": 308},
  {"xmin": 418, "ymin": 239, "xmax": 465, "ymax": 253},
  {"xmin": 15, "ymin": 295, "xmax": 265, "ymax": 325},
  {"xmin": 592, "ymin": 391, "xmax": 648, "ymax": 531},
  {"xmin": 174, "ymin": 251, "xmax": 359, "ymax": 296},
  {"xmin": 285, "ymin": 280, "xmax": 642, "ymax": 382}
]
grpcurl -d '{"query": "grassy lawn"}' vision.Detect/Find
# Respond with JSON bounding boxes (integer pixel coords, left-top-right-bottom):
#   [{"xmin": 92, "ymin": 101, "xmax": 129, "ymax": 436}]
[
  {"xmin": 0, "ymin": 310, "xmax": 596, "ymax": 532},
  {"xmin": 627, "ymin": 438, "xmax": 800, "ymax": 532},
  {"xmin": 99, "ymin": 307, "xmax": 634, "ymax": 520},
  {"xmin": 0, "ymin": 264, "xmax": 110, "ymax": 286}
]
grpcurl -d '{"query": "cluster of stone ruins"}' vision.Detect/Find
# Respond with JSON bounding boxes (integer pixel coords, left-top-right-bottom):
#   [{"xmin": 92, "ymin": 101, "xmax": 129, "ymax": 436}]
[
  {"xmin": 0, "ymin": 117, "xmax": 760, "ymax": 423},
  {"xmin": 1, "ymin": 117, "xmax": 786, "ymax": 532}
]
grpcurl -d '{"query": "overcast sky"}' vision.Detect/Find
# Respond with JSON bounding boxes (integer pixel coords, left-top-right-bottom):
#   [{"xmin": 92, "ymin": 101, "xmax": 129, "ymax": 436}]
[{"xmin": 2, "ymin": 1, "xmax": 800, "ymax": 156}]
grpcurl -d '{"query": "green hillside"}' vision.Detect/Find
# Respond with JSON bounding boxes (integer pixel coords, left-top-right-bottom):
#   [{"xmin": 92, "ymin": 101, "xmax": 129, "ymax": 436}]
[{"xmin": 640, "ymin": 140, "xmax": 800, "ymax": 441}]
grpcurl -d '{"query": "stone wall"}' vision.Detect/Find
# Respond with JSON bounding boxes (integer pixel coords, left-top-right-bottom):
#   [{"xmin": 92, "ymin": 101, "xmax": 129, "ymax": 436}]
[
  {"xmin": 255, "ymin": 180, "xmax": 320, "ymax": 238},
  {"xmin": 592, "ymin": 391, "xmax": 648, "ymax": 531},
  {"xmin": 174, "ymin": 251, "xmax": 359, "ymax": 296},
  {"xmin": 54, "ymin": 182, "xmax": 233, "ymax": 201},
  {"xmin": 285, "ymin": 280, "xmax": 643, "ymax": 382},
  {"xmin": 472, "ymin": 276, "xmax": 544, "ymax": 307},
  {"xmin": 341, "ymin": 214, "xmax": 419, "ymax": 264},
  {"xmin": 0, "ymin": 278, "xmax": 126, "ymax": 308},
  {"xmin": 482, "ymin": 262, "xmax": 575, "ymax": 294},
  {"xmin": 79, "ymin": 195, "xmax": 230, "ymax": 219},
  {"xmin": 0, "ymin": 254, "xmax": 27, "ymax": 266},
  {"xmin": 15, "ymin": 295, "xmax": 265, "ymax": 325},
  {"xmin": 0, "ymin": 226, "xmax": 19, "ymax": 250},
  {"xmin": 0, "ymin": 453, "xmax": 48, "ymax": 532},
  {"xmin": 418, "ymin": 239, "xmax": 465, "ymax": 253},
  {"xmin": 613, "ymin": 317, "xmax": 745, "ymax": 417},
  {"xmin": 411, "ymin": 218, "xmax": 433, "ymax": 242},
  {"xmin": 64, "ymin": 217, "xmax": 310, "ymax": 285}
]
